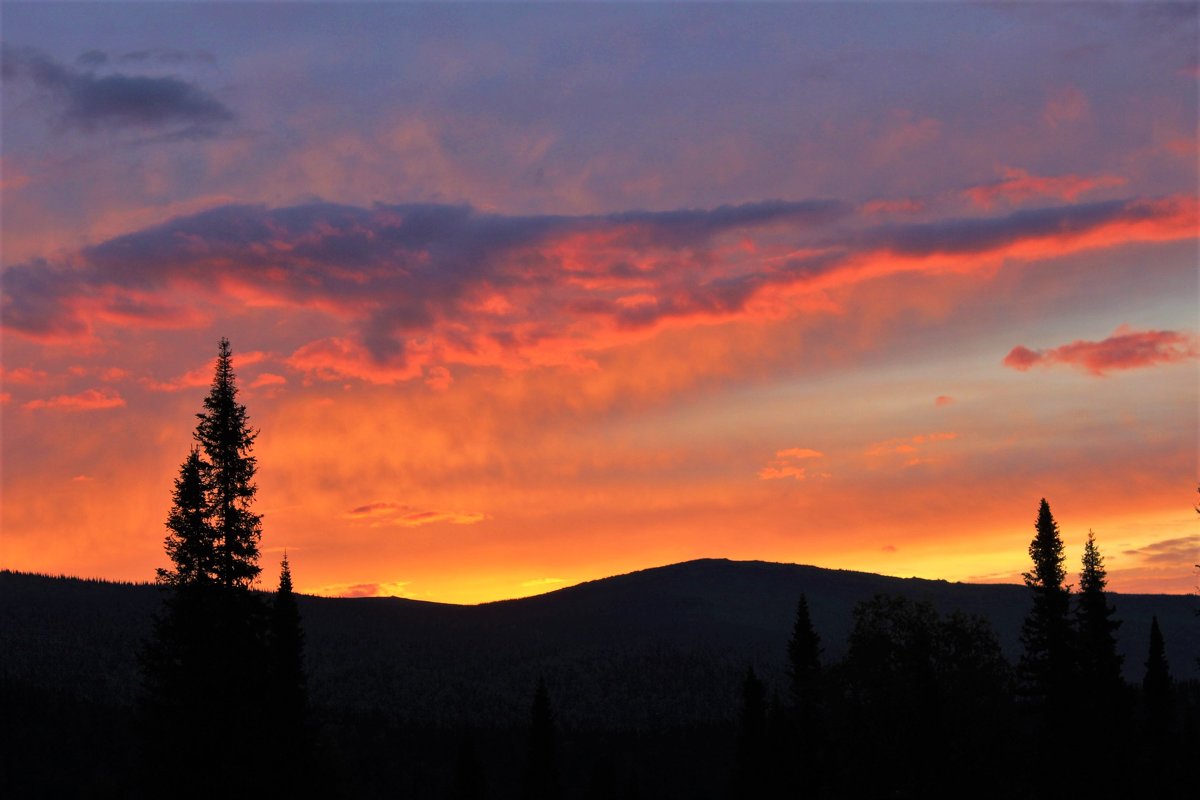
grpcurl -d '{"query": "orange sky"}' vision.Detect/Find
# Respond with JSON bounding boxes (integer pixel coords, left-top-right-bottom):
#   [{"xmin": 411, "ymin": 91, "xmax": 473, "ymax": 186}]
[{"xmin": 2, "ymin": 5, "xmax": 1197, "ymax": 602}]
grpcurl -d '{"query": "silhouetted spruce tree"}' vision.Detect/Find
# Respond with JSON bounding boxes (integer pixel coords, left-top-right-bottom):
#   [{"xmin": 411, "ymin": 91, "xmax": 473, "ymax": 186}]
[
  {"xmin": 1075, "ymin": 531, "xmax": 1123, "ymax": 711},
  {"xmin": 1018, "ymin": 499, "xmax": 1075, "ymax": 719},
  {"xmin": 732, "ymin": 666, "xmax": 768, "ymax": 799},
  {"xmin": 195, "ymin": 337, "xmax": 262, "ymax": 589},
  {"xmin": 523, "ymin": 677, "xmax": 559, "ymax": 800},
  {"xmin": 139, "ymin": 338, "xmax": 270, "ymax": 798},
  {"xmin": 1140, "ymin": 616, "xmax": 1177, "ymax": 792},
  {"xmin": 784, "ymin": 596, "xmax": 823, "ymax": 796},
  {"xmin": 157, "ymin": 448, "xmax": 216, "ymax": 587},
  {"xmin": 268, "ymin": 553, "xmax": 309, "ymax": 779},
  {"xmin": 786, "ymin": 594, "xmax": 821, "ymax": 716},
  {"xmin": 1142, "ymin": 616, "xmax": 1172, "ymax": 735}
]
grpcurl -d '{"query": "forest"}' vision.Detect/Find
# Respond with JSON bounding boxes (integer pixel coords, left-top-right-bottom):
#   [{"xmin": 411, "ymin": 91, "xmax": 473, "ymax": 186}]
[{"xmin": 1, "ymin": 340, "xmax": 1196, "ymax": 799}]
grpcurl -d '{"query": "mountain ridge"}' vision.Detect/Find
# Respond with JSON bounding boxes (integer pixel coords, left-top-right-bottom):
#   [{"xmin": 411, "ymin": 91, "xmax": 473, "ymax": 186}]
[{"xmin": 3, "ymin": 558, "xmax": 1196, "ymax": 729}]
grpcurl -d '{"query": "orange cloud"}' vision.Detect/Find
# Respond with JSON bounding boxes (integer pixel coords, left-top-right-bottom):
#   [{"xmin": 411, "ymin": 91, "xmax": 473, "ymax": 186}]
[
  {"xmin": 759, "ymin": 447, "xmax": 824, "ymax": 481},
  {"xmin": 966, "ymin": 167, "xmax": 1125, "ymax": 209},
  {"xmin": 23, "ymin": 388, "xmax": 126, "ymax": 411},
  {"xmin": 865, "ymin": 432, "xmax": 958, "ymax": 463},
  {"xmin": 1003, "ymin": 326, "xmax": 1199, "ymax": 376},
  {"xmin": 345, "ymin": 502, "xmax": 487, "ymax": 528}
]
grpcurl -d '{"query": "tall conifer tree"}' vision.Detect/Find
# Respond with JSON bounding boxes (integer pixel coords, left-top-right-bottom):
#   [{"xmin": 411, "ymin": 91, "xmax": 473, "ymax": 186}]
[
  {"xmin": 1075, "ymin": 531, "xmax": 1123, "ymax": 698},
  {"xmin": 195, "ymin": 337, "xmax": 262, "ymax": 589},
  {"xmin": 1018, "ymin": 499, "xmax": 1075, "ymax": 715},
  {"xmin": 140, "ymin": 338, "xmax": 270, "ymax": 797}
]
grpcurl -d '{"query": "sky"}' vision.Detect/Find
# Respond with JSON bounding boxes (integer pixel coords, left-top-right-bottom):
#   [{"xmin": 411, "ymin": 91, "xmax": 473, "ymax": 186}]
[{"xmin": 1, "ymin": 3, "xmax": 1197, "ymax": 603}]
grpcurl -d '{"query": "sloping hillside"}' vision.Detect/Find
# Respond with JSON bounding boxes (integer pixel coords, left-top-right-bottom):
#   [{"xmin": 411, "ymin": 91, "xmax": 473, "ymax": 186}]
[{"xmin": 2, "ymin": 560, "xmax": 1196, "ymax": 728}]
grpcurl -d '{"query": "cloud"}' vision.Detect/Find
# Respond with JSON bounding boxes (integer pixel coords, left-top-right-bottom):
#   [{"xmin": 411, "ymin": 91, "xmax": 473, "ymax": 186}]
[
  {"xmin": 865, "ymin": 432, "xmax": 957, "ymax": 465},
  {"xmin": 2, "ymin": 46, "xmax": 233, "ymax": 135},
  {"xmin": 345, "ymin": 502, "xmax": 487, "ymax": 528},
  {"xmin": 3, "ymin": 194, "xmax": 1193, "ymax": 380},
  {"xmin": 1043, "ymin": 85, "xmax": 1090, "ymax": 129},
  {"xmin": 1003, "ymin": 326, "xmax": 1199, "ymax": 376},
  {"xmin": 759, "ymin": 446, "xmax": 824, "ymax": 480},
  {"xmin": 965, "ymin": 167, "xmax": 1125, "ymax": 209},
  {"xmin": 520, "ymin": 577, "xmax": 568, "ymax": 588},
  {"xmin": 0, "ymin": 365, "xmax": 48, "ymax": 385},
  {"xmin": 142, "ymin": 350, "xmax": 269, "ymax": 392},
  {"xmin": 934, "ymin": 395, "xmax": 954, "ymax": 406},
  {"xmin": 250, "ymin": 372, "xmax": 287, "ymax": 389},
  {"xmin": 313, "ymin": 581, "xmax": 412, "ymax": 598},
  {"xmin": 1121, "ymin": 535, "xmax": 1200, "ymax": 567},
  {"xmin": 23, "ymin": 388, "xmax": 125, "ymax": 411}
]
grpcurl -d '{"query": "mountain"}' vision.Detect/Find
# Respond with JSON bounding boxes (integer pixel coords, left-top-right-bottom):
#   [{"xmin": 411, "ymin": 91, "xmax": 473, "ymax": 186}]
[{"xmin": 2, "ymin": 559, "xmax": 1196, "ymax": 729}]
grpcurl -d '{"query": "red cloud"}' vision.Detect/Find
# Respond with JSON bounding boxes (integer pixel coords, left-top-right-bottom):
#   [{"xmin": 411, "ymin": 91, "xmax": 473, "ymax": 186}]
[
  {"xmin": 143, "ymin": 350, "xmax": 269, "ymax": 391},
  {"xmin": 23, "ymin": 388, "xmax": 125, "ymax": 411},
  {"xmin": 966, "ymin": 167, "xmax": 1124, "ymax": 209},
  {"xmin": 3, "ymin": 195, "xmax": 1195, "ymax": 387},
  {"xmin": 1003, "ymin": 326, "xmax": 1199, "ymax": 376},
  {"xmin": 250, "ymin": 372, "xmax": 287, "ymax": 388},
  {"xmin": 0, "ymin": 365, "xmax": 48, "ymax": 385}
]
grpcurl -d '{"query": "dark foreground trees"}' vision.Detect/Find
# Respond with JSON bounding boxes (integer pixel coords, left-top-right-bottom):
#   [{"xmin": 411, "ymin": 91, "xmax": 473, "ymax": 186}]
[{"xmin": 140, "ymin": 338, "xmax": 306, "ymax": 797}]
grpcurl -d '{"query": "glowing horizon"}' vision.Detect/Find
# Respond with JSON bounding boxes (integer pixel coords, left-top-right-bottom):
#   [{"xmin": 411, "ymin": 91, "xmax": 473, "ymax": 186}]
[{"xmin": 2, "ymin": 5, "xmax": 1197, "ymax": 603}]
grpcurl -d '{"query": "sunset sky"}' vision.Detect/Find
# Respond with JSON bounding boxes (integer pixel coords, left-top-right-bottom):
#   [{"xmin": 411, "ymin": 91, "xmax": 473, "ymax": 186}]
[{"xmin": 2, "ymin": 4, "xmax": 1197, "ymax": 602}]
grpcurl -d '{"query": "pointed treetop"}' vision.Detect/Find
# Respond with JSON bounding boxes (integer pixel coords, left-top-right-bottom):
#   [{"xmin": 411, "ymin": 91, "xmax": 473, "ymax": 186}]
[
  {"xmin": 1079, "ymin": 529, "xmax": 1107, "ymax": 595},
  {"xmin": 279, "ymin": 552, "xmax": 293, "ymax": 594},
  {"xmin": 1023, "ymin": 498, "xmax": 1067, "ymax": 592}
]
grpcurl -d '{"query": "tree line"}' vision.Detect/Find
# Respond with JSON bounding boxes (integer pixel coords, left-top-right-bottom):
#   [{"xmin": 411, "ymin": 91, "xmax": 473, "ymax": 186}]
[{"xmin": 136, "ymin": 339, "xmax": 1193, "ymax": 799}]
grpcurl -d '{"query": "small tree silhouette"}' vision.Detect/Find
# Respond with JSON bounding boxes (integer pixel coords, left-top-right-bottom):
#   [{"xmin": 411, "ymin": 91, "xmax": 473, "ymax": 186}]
[
  {"xmin": 1142, "ymin": 616, "xmax": 1172, "ymax": 735},
  {"xmin": 523, "ymin": 677, "xmax": 559, "ymax": 800},
  {"xmin": 732, "ymin": 666, "xmax": 767, "ymax": 798},
  {"xmin": 267, "ymin": 553, "xmax": 309, "ymax": 784}
]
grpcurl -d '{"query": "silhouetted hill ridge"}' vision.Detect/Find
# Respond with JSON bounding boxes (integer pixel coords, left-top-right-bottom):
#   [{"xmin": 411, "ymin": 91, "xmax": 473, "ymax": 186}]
[{"xmin": 2, "ymin": 559, "xmax": 1196, "ymax": 728}]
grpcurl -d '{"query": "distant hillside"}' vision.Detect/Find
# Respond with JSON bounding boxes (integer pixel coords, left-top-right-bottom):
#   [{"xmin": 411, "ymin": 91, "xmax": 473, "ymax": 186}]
[{"xmin": 2, "ymin": 560, "xmax": 1196, "ymax": 728}]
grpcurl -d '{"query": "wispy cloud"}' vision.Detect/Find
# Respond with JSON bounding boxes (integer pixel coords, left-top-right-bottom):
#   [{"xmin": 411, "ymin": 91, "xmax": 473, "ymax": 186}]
[
  {"xmin": 23, "ymin": 387, "xmax": 125, "ymax": 411},
  {"xmin": 1003, "ymin": 325, "xmax": 1198, "ymax": 376},
  {"xmin": 1121, "ymin": 535, "xmax": 1200, "ymax": 567},
  {"xmin": 864, "ymin": 432, "xmax": 957, "ymax": 466},
  {"xmin": 142, "ymin": 351, "xmax": 269, "ymax": 392},
  {"xmin": 965, "ymin": 167, "xmax": 1124, "ymax": 209},
  {"xmin": 345, "ymin": 502, "xmax": 487, "ymax": 528}
]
